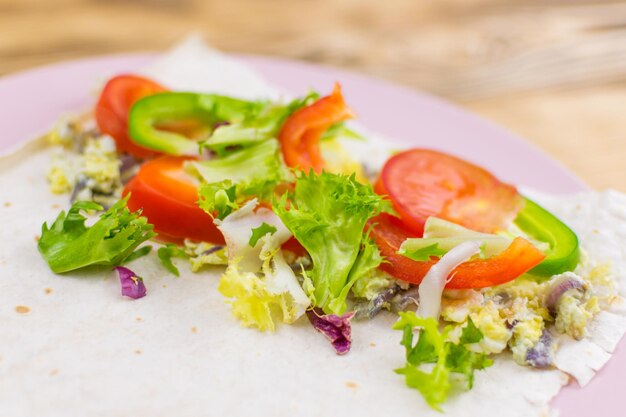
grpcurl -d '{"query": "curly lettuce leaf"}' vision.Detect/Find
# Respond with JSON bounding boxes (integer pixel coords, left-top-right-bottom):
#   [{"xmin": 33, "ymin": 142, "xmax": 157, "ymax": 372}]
[
  {"xmin": 157, "ymin": 244, "xmax": 190, "ymax": 277},
  {"xmin": 193, "ymin": 139, "xmax": 291, "ymax": 218},
  {"xmin": 273, "ymin": 171, "xmax": 390, "ymax": 315},
  {"xmin": 249, "ymin": 222, "xmax": 278, "ymax": 247},
  {"xmin": 121, "ymin": 245, "xmax": 152, "ymax": 264},
  {"xmin": 197, "ymin": 180, "xmax": 238, "ymax": 220},
  {"xmin": 201, "ymin": 92, "xmax": 319, "ymax": 154},
  {"xmin": 351, "ymin": 272, "xmax": 395, "ymax": 301},
  {"xmin": 219, "ymin": 250, "xmax": 309, "ymax": 331},
  {"xmin": 401, "ymin": 243, "xmax": 447, "ymax": 262},
  {"xmin": 183, "ymin": 240, "xmax": 228, "ymax": 272},
  {"xmin": 393, "ymin": 312, "xmax": 493, "ymax": 410},
  {"xmin": 216, "ymin": 200, "xmax": 310, "ymax": 331},
  {"xmin": 330, "ymin": 238, "xmax": 384, "ymax": 313},
  {"xmin": 219, "ymin": 261, "xmax": 280, "ymax": 332},
  {"xmin": 38, "ymin": 196, "xmax": 155, "ymax": 273},
  {"xmin": 399, "ymin": 217, "xmax": 513, "ymax": 261}
]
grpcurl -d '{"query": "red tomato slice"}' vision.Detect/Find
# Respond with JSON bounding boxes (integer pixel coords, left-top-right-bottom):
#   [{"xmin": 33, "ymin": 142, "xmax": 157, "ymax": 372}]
[
  {"xmin": 95, "ymin": 74, "xmax": 167, "ymax": 159},
  {"xmin": 279, "ymin": 83, "xmax": 355, "ymax": 173},
  {"xmin": 123, "ymin": 156, "xmax": 224, "ymax": 243},
  {"xmin": 368, "ymin": 213, "xmax": 545, "ymax": 289},
  {"xmin": 124, "ymin": 157, "xmax": 307, "ymax": 254},
  {"xmin": 376, "ymin": 149, "xmax": 523, "ymax": 235},
  {"xmin": 368, "ymin": 214, "xmax": 421, "ymax": 283}
]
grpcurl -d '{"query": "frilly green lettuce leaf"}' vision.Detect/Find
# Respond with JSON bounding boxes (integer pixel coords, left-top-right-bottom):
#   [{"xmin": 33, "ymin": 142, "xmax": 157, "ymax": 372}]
[
  {"xmin": 273, "ymin": 171, "xmax": 390, "ymax": 315},
  {"xmin": 400, "ymin": 243, "xmax": 447, "ymax": 262},
  {"xmin": 200, "ymin": 92, "xmax": 319, "ymax": 154},
  {"xmin": 249, "ymin": 222, "xmax": 278, "ymax": 247},
  {"xmin": 193, "ymin": 139, "xmax": 291, "ymax": 219},
  {"xmin": 183, "ymin": 240, "xmax": 228, "ymax": 272},
  {"xmin": 351, "ymin": 269, "xmax": 395, "ymax": 301},
  {"xmin": 157, "ymin": 243, "xmax": 189, "ymax": 277},
  {"xmin": 218, "ymin": 259, "xmax": 291, "ymax": 332},
  {"xmin": 197, "ymin": 180, "xmax": 238, "ymax": 220},
  {"xmin": 38, "ymin": 195, "xmax": 155, "ymax": 273},
  {"xmin": 393, "ymin": 312, "xmax": 493, "ymax": 410},
  {"xmin": 216, "ymin": 200, "xmax": 310, "ymax": 331}
]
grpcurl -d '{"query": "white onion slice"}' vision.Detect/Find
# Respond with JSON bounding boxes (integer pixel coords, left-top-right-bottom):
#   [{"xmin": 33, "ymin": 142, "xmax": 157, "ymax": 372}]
[
  {"xmin": 215, "ymin": 199, "xmax": 292, "ymax": 272},
  {"xmin": 417, "ymin": 241, "xmax": 481, "ymax": 319}
]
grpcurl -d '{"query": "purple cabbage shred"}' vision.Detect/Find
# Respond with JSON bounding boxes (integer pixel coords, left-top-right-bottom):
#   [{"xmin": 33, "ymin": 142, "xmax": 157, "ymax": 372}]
[
  {"xmin": 545, "ymin": 274, "xmax": 584, "ymax": 316},
  {"xmin": 202, "ymin": 245, "xmax": 224, "ymax": 255},
  {"xmin": 389, "ymin": 286, "xmax": 420, "ymax": 314},
  {"xmin": 306, "ymin": 308, "xmax": 355, "ymax": 355},
  {"xmin": 213, "ymin": 121, "xmax": 231, "ymax": 129},
  {"xmin": 354, "ymin": 286, "xmax": 401, "ymax": 320},
  {"xmin": 525, "ymin": 329, "xmax": 554, "ymax": 368},
  {"xmin": 115, "ymin": 266, "xmax": 147, "ymax": 299}
]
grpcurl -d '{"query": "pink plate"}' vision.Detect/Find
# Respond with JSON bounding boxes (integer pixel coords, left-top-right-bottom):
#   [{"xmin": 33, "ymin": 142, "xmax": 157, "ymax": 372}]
[{"xmin": 0, "ymin": 54, "xmax": 619, "ymax": 416}]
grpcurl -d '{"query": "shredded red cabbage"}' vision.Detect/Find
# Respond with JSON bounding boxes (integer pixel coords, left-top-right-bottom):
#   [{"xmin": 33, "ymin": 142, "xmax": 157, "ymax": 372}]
[
  {"xmin": 525, "ymin": 329, "xmax": 554, "ymax": 368},
  {"xmin": 306, "ymin": 308, "xmax": 355, "ymax": 355},
  {"xmin": 545, "ymin": 273, "xmax": 584, "ymax": 315},
  {"xmin": 115, "ymin": 266, "xmax": 147, "ymax": 299}
]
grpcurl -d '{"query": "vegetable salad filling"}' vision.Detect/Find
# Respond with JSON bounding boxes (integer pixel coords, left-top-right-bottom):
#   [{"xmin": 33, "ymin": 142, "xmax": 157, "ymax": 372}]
[{"xmin": 38, "ymin": 74, "xmax": 618, "ymax": 410}]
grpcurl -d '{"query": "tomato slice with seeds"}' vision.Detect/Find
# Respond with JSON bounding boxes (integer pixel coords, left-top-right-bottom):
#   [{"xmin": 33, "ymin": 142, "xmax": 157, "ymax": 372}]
[
  {"xmin": 376, "ymin": 149, "xmax": 523, "ymax": 236},
  {"xmin": 95, "ymin": 75, "xmax": 167, "ymax": 158},
  {"xmin": 370, "ymin": 149, "xmax": 543, "ymax": 288}
]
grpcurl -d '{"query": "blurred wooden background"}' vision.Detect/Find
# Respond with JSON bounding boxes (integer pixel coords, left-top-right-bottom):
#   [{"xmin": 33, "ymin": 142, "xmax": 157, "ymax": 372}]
[{"xmin": 1, "ymin": 0, "xmax": 625, "ymax": 191}]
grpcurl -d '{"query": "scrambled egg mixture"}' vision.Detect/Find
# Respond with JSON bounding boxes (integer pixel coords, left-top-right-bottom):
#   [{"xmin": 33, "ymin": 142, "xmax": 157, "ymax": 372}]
[
  {"xmin": 46, "ymin": 116, "xmax": 122, "ymax": 207},
  {"xmin": 441, "ymin": 252, "xmax": 615, "ymax": 366}
]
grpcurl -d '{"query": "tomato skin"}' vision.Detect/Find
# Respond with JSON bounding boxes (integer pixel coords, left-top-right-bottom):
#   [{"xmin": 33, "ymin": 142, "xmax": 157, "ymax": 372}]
[
  {"xmin": 369, "ymin": 214, "xmax": 544, "ymax": 289},
  {"xmin": 368, "ymin": 214, "xmax": 421, "ymax": 283},
  {"xmin": 95, "ymin": 75, "xmax": 167, "ymax": 158},
  {"xmin": 123, "ymin": 156, "xmax": 224, "ymax": 243},
  {"xmin": 279, "ymin": 83, "xmax": 354, "ymax": 173},
  {"xmin": 124, "ymin": 157, "xmax": 308, "ymax": 251},
  {"xmin": 377, "ymin": 149, "xmax": 523, "ymax": 236},
  {"xmin": 443, "ymin": 237, "xmax": 545, "ymax": 289}
]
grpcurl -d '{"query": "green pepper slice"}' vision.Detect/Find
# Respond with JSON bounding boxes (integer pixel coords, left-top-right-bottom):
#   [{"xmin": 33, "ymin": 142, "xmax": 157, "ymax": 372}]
[
  {"xmin": 514, "ymin": 197, "xmax": 579, "ymax": 276},
  {"xmin": 128, "ymin": 92, "xmax": 263, "ymax": 156}
]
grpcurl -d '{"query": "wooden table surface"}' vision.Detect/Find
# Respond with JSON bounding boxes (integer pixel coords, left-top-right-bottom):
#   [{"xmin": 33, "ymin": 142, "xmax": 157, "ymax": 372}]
[{"xmin": 2, "ymin": 0, "xmax": 625, "ymax": 191}]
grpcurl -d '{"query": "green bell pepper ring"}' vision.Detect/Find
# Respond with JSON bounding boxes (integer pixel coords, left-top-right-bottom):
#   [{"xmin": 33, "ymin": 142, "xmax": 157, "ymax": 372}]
[
  {"xmin": 128, "ymin": 92, "xmax": 264, "ymax": 156},
  {"xmin": 514, "ymin": 197, "xmax": 579, "ymax": 276}
]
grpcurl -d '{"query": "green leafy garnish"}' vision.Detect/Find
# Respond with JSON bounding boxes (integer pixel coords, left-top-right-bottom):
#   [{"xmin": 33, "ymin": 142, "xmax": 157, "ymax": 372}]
[
  {"xmin": 399, "ymin": 217, "xmax": 513, "ymax": 261},
  {"xmin": 402, "ymin": 243, "xmax": 447, "ymax": 261},
  {"xmin": 320, "ymin": 121, "xmax": 364, "ymax": 141},
  {"xmin": 249, "ymin": 222, "xmax": 278, "ymax": 247},
  {"xmin": 197, "ymin": 180, "xmax": 238, "ymax": 220},
  {"xmin": 201, "ymin": 92, "xmax": 319, "ymax": 154},
  {"xmin": 193, "ymin": 139, "xmax": 291, "ymax": 218},
  {"xmin": 459, "ymin": 317, "xmax": 483, "ymax": 344},
  {"xmin": 157, "ymin": 244, "xmax": 190, "ymax": 277},
  {"xmin": 38, "ymin": 195, "xmax": 155, "ymax": 273},
  {"xmin": 273, "ymin": 171, "xmax": 391, "ymax": 315},
  {"xmin": 393, "ymin": 312, "xmax": 493, "ymax": 411},
  {"xmin": 122, "ymin": 245, "xmax": 152, "ymax": 264},
  {"xmin": 216, "ymin": 201, "xmax": 310, "ymax": 331}
]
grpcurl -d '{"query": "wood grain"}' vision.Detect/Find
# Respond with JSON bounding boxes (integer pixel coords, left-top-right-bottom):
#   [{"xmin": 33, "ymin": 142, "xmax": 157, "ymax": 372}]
[{"xmin": 1, "ymin": 0, "xmax": 625, "ymax": 191}]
